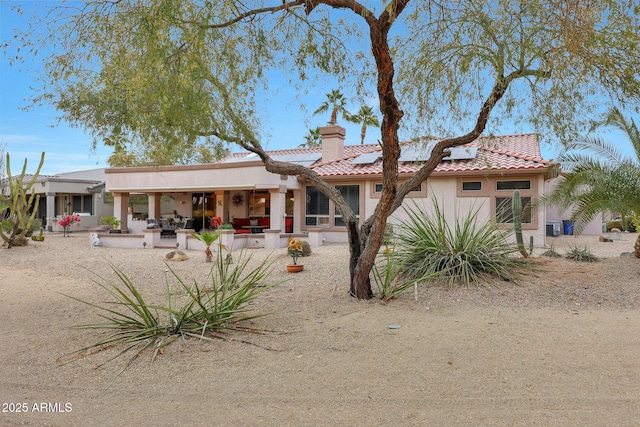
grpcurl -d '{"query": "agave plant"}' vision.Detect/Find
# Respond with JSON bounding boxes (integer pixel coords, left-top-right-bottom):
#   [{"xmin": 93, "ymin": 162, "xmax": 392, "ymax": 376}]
[{"xmin": 395, "ymin": 198, "xmax": 528, "ymax": 287}]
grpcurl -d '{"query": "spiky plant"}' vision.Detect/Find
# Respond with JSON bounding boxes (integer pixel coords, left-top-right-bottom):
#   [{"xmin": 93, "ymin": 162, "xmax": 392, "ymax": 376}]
[
  {"xmin": 372, "ymin": 246, "xmax": 423, "ymax": 301},
  {"xmin": 62, "ymin": 249, "xmax": 276, "ymax": 378},
  {"xmin": 395, "ymin": 199, "xmax": 528, "ymax": 287},
  {"xmin": 0, "ymin": 152, "xmax": 44, "ymax": 248},
  {"xmin": 564, "ymin": 245, "xmax": 598, "ymax": 262}
]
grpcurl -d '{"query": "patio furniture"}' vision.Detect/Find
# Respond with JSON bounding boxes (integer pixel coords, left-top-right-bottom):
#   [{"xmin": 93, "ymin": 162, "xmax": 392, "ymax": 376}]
[
  {"xmin": 160, "ymin": 219, "xmax": 177, "ymax": 238},
  {"xmin": 210, "ymin": 216, "xmax": 222, "ymax": 229}
]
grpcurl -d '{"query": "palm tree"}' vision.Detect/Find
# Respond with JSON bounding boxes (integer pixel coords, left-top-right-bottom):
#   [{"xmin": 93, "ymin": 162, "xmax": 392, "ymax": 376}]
[
  {"xmin": 544, "ymin": 107, "xmax": 640, "ymax": 257},
  {"xmin": 299, "ymin": 127, "xmax": 321, "ymax": 148},
  {"xmin": 190, "ymin": 230, "xmax": 221, "ymax": 262},
  {"xmin": 347, "ymin": 105, "xmax": 380, "ymax": 144},
  {"xmin": 313, "ymin": 89, "xmax": 350, "ymax": 125}
]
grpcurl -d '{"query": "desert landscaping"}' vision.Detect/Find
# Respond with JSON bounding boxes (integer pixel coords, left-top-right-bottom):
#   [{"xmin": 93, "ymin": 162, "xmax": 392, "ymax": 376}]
[{"xmin": 1, "ymin": 232, "xmax": 639, "ymax": 426}]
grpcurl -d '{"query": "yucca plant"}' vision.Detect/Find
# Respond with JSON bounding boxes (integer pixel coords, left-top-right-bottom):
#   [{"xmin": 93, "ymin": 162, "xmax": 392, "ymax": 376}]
[
  {"xmin": 372, "ymin": 246, "xmax": 422, "ymax": 301},
  {"xmin": 395, "ymin": 199, "xmax": 528, "ymax": 287},
  {"xmin": 62, "ymin": 249, "xmax": 276, "ymax": 376}
]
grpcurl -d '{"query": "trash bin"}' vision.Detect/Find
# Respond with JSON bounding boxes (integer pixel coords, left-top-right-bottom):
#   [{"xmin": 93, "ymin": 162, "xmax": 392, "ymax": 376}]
[
  {"xmin": 562, "ymin": 220, "xmax": 574, "ymax": 235},
  {"xmin": 546, "ymin": 221, "xmax": 560, "ymax": 237}
]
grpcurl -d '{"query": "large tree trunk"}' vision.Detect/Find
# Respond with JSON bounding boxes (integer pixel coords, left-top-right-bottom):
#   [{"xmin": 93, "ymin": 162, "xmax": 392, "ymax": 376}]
[
  {"xmin": 635, "ymin": 233, "xmax": 640, "ymax": 258},
  {"xmin": 344, "ymin": 7, "xmax": 404, "ymax": 299},
  {"xmin": 346, "ymin": 220, "xmax": 373, "ymax": 298},
  {"xmin": 346, "ymin": 215, "xmax": 388, "ymax": 299}
]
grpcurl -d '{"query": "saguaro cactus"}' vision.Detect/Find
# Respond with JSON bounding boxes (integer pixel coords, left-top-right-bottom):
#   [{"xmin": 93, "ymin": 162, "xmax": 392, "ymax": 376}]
[
  {"xmin": 0, "ymin": 152, "xmax": 45, "ymax": 249},
  {"xmin": 512, "ymin": 190, "xmax": 530, "ymax": 258}
]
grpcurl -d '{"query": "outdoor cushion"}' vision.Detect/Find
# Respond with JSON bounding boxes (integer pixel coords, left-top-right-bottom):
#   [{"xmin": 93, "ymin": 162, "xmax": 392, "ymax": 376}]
[{"xmin": 233, "ymin": 218, "xmax": 251, "ymax": 227}]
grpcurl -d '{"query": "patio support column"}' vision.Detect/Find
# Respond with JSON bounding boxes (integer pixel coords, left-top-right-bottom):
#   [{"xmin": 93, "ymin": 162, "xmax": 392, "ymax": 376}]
[
  {"xmin": 215, "ymin": 190, "xmax": 226, "ymax": 223},
  {"xmin": 292, "ymin": 189, "xmax": 303, "ymax": 234},
  {"xmin": 147, "ymin": 193, "xmax": 161, "ymax": 220},
  {"xmin": 113, "ymin": 192, "xmax": 129, "ymax": 232},
  {"xmin": 46, "ymin": 192, "xmax": 56, "ymax": 231},
  {"xmin": 268, "ymin": 185, "xmax": 286, "ymax": 232}
]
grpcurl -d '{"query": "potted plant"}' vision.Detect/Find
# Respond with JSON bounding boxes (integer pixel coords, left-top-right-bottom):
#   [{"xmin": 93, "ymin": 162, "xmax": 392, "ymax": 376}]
[
  {"xmin": 287, "ymin": 238, "xmax": 304, "ymax": 272},
  {"xmin": 99, "ymin": 215, "xmax": 122, "ymax": 233}
]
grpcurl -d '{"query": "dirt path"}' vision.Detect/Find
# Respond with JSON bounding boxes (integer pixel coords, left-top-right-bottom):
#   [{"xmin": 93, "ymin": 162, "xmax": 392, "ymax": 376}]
[{"xmin": 1, "ymin": 234, "xmax": 639, "ymax": 426}]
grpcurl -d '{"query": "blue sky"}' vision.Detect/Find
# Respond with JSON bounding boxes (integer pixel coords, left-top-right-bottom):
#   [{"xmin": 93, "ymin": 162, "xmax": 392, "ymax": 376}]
[
  {"xmin": 1, "ymin": 2, "xmax": 635, "ymax": 177},
  {"xmin": 1, "ymin": 2, "xmax": 108, "ymax": 175},
  {"xmin": 0, "ymin": 2, "xmax": 382, "ymax": 175}
]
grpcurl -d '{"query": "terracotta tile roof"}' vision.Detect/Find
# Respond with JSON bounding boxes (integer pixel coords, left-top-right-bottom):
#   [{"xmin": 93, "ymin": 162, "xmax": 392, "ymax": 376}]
[
  {"xmin": 217, "ymin": 134, "xmax": 553, "ymax": 177},
  {"xmin": 310, "ymin": 134, "xmax": 553, "ymax": 177}
]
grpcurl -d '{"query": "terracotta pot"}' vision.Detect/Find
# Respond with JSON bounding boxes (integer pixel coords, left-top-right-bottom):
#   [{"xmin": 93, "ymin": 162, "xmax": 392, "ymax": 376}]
[{"xmin": 286, "ymin": 264, "xmax": 304, "ymax": 273}]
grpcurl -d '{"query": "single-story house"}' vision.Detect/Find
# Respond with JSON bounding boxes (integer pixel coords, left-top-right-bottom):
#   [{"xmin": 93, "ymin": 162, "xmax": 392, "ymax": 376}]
[
  {"xmin": 102, "ymin": 125, "xmax": 559, "ymax": 250},
  {"xmin": 1, "ymin": 168, "xmax": 112, "ymax": 232}
]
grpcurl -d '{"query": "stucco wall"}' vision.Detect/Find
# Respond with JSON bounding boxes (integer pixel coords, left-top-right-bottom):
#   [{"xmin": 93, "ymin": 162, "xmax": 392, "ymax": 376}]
[{"xmin": 544, "ymin": 177, "xmax": 608, "ymax": 235}]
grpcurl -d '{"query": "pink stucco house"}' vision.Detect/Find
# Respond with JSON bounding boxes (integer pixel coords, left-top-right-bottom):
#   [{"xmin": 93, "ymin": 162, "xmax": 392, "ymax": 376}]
[{"xmin": 101, "ymin": 125, "xmax": 556, "ymax": 250}]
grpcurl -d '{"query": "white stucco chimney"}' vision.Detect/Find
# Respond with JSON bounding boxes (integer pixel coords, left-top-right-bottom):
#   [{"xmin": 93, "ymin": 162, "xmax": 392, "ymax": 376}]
[{"xmin": 320, "ymin": 124, "xmax": 345, "ymax": 163}]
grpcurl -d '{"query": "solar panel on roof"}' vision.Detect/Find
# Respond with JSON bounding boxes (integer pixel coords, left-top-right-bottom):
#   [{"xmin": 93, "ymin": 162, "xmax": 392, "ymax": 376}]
[
  {"xmin": 221, "ymin": 152, "xmax": 322, "ymax": 166},
  {"xmin": 221, "ymin": 153, "xmax": 259, "ymax": 163},
  {"xmin": 352, "ymin": 152, "xmax": 382, "ymax": 165},
  {"xmin": 398, "ymin": 143, "xmax": 478, "ymax": 162},
  {"xmin": 398, "ymin": 142, "xmax": 437, "ymax": 162},
  {"xmin": 272, "ymin": 152, "xmax": 322, "ymax": 167},
  {"xmin": 443, "ymin": 146, "xmax": 478, "ymax": 161}
]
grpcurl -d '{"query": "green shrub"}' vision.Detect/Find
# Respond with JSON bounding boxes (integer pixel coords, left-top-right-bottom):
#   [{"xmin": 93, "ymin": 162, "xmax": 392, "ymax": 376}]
[
  {"xmin": 622, "ymin": 216, "xmax": 637, "ymax": 232},
  {"xmin": 395, "ymin": 199, "xmax": 528, "ymax": 287},
  {"xmin": 605, "ymin": 220, "xmax": 623, "ymax": 231},
  {"xmin": 63, "ymin": 249, "xmax": 277, "ymax": 374},
  {"xmin": 301, "ymin": 240, "xmax": 312, "ymax": 257},
  {"xmin": 565, "ymin": 245, "xmax": 598, "ymax": 262},
  {"xmin": 99, "ymin": 215, "xmax": 122, "ymax": 230}
]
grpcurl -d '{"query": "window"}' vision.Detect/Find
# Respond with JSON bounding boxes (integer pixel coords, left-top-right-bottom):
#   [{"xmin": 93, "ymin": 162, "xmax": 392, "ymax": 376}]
[
  {"xmin": 73, "ymin": 195, "xmax": 82, "ymax": 213},
  {"xmin": 334, "ymin": 185, "xmax": 359, "ymax": 226},
  {"xmin": 83, "ymin": 195, "xmax": 93, "ymax": 214},
  {"xmin": 458, "ymin": 177, "xmax": 537, "ymax": 229},
  {"xmin": 373, "ymin": 182, "xmax": 423, "ymax": 194},
  {"xmin": 305, "ymin": 187, "xmax": 329, "ymax": 226},
  {"xmin": 71, "ymin": 194, "xmax": 93, "ymax": 214},
  {"xmin": 496, "ymin": 196, "xmax": 532, "ymax": 224},
  {"xmin": 305, "ymin": 185, "xmax": 360, "ymax": 227},
  {"xmin": 496, "ymin": 180, "xmax": 531, "ymax": 190},
  {"xmin": 462, "ymin": 181, "xmax": 482, "ymax": 191}
]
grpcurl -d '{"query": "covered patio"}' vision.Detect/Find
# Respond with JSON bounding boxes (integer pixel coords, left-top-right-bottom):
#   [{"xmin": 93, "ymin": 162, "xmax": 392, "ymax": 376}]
[{"xmin": 101, "ymin": 161, "xmax": 314, "ymax": 250}]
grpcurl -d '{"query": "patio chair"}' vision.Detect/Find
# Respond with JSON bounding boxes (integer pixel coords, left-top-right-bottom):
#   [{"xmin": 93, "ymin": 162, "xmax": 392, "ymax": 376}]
[{"xmin": 160, "ymin": 219, "xmax": 175, "ymax": 238}]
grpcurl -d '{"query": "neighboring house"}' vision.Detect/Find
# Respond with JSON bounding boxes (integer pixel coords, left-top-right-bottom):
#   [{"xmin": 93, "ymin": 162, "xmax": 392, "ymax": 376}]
[
  {"xmin": 0, "ymin": 168, "xmax": 111, "ymax": 232},
  {"xmin": 104, "ymin": 126, "xmax": 557, "ymax": 250}
]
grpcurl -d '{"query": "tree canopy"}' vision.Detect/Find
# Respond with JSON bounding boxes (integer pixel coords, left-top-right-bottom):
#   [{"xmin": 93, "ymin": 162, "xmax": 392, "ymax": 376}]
[{"xmin": 9, "ymin": 0, "xmax": 640, "ymax": 297}]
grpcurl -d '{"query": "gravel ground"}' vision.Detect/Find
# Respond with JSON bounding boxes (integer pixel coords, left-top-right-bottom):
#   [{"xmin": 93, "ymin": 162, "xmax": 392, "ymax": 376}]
[{"xmin": 1, "ymin": 231, "xmax": 639, "ymax": 426}]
